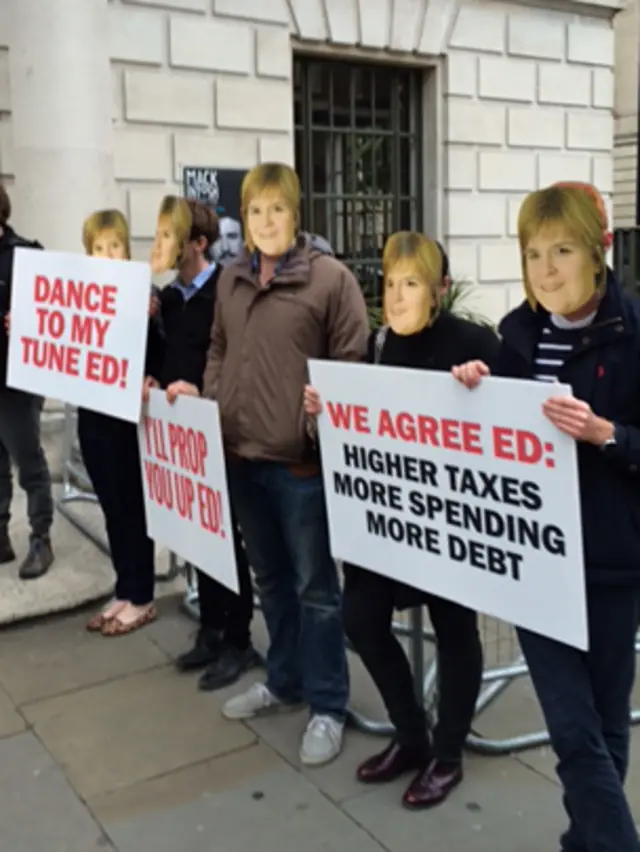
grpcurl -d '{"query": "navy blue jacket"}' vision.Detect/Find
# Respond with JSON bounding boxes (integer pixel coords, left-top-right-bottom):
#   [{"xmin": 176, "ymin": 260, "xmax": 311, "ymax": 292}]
[{"xmin": 495, "ymin": 270, "xmax": 640, "ymax": 585}]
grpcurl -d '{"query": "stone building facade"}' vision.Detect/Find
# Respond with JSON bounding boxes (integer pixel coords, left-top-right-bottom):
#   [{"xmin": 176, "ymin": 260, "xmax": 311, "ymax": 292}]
[
  {"xmin": 613, "ymin": 0, "xmax": 638, "ymax": 227},
  {"xmin": 0, "ymin": 0, "xmax": 622, "ymax": 322}
]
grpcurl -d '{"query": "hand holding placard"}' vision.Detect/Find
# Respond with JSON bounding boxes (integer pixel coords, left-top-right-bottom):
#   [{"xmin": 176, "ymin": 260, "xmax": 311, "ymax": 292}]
[
  {"xmin": 309, "ymin": 359, "xmax": 587, "ymax": 650},
  {"xmin": 7, "ymin": 249, "xmax": 150, "ymax": 422},
  {"xmin": 138, "ymin": 389, "xmax": 239, "ymax": 593}
]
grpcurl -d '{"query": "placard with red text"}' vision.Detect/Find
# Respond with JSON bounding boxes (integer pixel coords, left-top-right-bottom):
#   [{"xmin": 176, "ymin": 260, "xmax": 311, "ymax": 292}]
[
  {"xmin": 139, "ymin": 389, "xmax": 238, "ymax": 592},
  {"xmin": 308, "ymin": 359, "xmax": 587, "ymax": 650},
  {"xmin": 7, "ymin": 248, "xmax": 150, "ymax": 422}
]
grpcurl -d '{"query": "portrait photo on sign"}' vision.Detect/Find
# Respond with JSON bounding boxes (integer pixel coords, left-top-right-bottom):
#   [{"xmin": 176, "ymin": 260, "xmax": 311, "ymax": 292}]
[{"xmin": 182, "ymin": 167, "xmax": 246, "ymax": 223}]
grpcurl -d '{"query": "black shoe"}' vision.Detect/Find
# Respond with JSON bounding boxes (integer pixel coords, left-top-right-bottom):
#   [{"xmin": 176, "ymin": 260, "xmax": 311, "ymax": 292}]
[
  {"xmin": 198, "ymin": 645, "xmax": 261, "ymax": 692},
  {"xmin": 19, "ymin": 535, "xmax": 54, "ymax": 579},
  {"xmin": 0, "ymin": 528, "xmax": 15, "ymax": 564},
  {"xmin": 356, "ymin": 741, "xmax": 430, "ymax": 785},
  {"xmin": 175, "ymin": 628, "xmax": 224, "ymax": 672}
]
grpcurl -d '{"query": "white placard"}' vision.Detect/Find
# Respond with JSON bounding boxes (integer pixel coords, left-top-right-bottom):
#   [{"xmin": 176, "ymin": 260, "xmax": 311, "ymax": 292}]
[
  {"xmin": 139, "ymin": 389, "xmax": 239, "ymax": 593},
  {"xmin": 309, "ymin": 359, "xmax": 587, "ymax": 650},
  {"xmin": 7, "ymin": 248, "xmax": 150, "ymax": 422}
]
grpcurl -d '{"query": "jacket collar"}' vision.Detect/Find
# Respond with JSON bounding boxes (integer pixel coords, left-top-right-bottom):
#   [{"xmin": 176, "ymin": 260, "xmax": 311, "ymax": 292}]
[
  {"xmin": 501, "ymin": 269, "xmax": 631, "ymax": 365},
  {"xmin": 233, "ymin": 235, "xmax": 314, "ymax": 289}
]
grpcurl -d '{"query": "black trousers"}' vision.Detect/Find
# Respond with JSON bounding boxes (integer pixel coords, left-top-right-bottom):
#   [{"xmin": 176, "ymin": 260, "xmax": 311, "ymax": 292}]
[
  {"xmin": 0, "ymin": 388, "xmax": 53, "ymax": 536},
  {"xmin": 196, "ymin": 515, "xmax": 254, "ymax": 651},
  {"xmin": 78, "ymin": 409, "xmax": 154, "ymax": 606},
  {"xmin": 343, "ymin": 566, "xmax": 483, "ymax": 762}
]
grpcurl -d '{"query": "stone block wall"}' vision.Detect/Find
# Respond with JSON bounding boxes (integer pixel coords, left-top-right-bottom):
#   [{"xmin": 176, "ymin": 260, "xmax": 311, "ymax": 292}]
[
  {"xmin": 613, "ymin": 0, "xmax": 638, "ymax": 227},
  {"xmin": 0, "ymin": 0, "xmax": 619, "ymax": 324},
  {"xmin": 0, "ymin": 30, "xmax": 13, "ymax": 192},
  {"xmin": 444, "ymin": 1, "xmax": 615, "ymax": 321},
  {"xmin": 107, "ymin": 0, "xmax": 294, "ymax": 260}
]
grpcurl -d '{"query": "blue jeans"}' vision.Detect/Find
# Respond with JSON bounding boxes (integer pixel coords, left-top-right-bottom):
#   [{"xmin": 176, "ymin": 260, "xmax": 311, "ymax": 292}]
[
  {"xmin": 227, "ymin": 459, "xmax": 348, "ymax": 721},
  {"xmin": 518, "ymin": 586, "xmax": 640, "ymax": 852}
]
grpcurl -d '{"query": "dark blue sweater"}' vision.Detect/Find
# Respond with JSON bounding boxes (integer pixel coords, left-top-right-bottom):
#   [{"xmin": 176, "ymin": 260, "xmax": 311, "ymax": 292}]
[{"xmin": 494, "ymin": 270, "xmax": 640, "ymax": 585}]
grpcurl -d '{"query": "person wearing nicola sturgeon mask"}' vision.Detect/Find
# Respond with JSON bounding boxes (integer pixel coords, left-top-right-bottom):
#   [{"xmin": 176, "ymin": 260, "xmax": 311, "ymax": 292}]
[
  {"xmin": 80, "ymin": 209, "xmax": 165, "ymax": 636},
  {"xmin": 304, "ymin": 232, "xmax": 499, "ymax": 808},
  {"xmin": 453, "ymin": 183, "xmax": 640, "ymax": 852},
  {"xmin": 177, "ymin": 162, "xmax": 369, "ymax": 766},
  {"xmin": 143, "ymin": 197, "xmax": 259, "ymax": 692}
]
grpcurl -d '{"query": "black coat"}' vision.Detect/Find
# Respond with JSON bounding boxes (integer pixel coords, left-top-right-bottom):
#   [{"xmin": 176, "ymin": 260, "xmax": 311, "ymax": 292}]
[
  {"xmin": 495, "ymin": 270, "xmax": 640, "ymax": 585},
  {"xmin": 343, "ymin": 310, "xmax": 500, "ymax": 611},
  {"xmin": 153, "ymin": 266, "xmax": 220, "ymax": 391},
  {"xmin": 0, "ymin": 226, "xmax": 43, "ymax": 389}
]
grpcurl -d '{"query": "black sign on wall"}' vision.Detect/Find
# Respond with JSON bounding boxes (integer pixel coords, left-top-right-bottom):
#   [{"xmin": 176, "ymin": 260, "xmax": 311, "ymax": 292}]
[{"xmin": 182, "ymin": 167, "xmax": 246, "ymax": 222}]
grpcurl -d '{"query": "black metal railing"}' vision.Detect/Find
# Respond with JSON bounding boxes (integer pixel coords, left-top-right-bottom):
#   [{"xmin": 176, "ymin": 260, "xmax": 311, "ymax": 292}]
[
  {"xmin": 613, "ymin": 228, "xmax": 640, "ymax": 296},
  {"xmin": 293, "ymin": 56, "xmax": 424, "ymax": 308}
]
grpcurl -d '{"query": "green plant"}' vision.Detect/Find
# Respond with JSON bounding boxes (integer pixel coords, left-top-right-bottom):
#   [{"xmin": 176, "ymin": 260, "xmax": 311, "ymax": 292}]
[
  {"xmin": 367, "ymin": 302, "xmax": 383, "ymax": 330},
  {"xmin": 365, "ymin": 278, "xmax": 496, "ymax": 331},
  {"xmin": 440, "ymin": 278, "xmax": 496, "ymax": 330}
]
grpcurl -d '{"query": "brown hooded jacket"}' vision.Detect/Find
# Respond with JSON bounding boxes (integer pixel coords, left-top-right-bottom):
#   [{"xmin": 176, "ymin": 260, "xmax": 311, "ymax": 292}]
[{"xmin": 202, "ymin": 239, "xmax": 369, "ymax": 465}]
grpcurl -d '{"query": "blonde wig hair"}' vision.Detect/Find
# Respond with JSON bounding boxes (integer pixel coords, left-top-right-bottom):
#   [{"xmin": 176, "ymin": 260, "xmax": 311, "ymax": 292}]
[
  {"xmin": 517, "ymin": 185, "xmax": 608, "ymax": 310},
  {"xmin": 82, "ymin": 209, "xmax": 131, "ymax": 258},
  {"xmin": 382, "ymin": 231, "xmax": 443, "ymax": 325},
  {"xmin": 240, "ymin": 163, "xmax": 301, "ymax": 251}
]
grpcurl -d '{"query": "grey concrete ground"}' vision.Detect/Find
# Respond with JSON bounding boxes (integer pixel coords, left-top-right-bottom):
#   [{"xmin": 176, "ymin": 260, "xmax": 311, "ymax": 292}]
[{"xmin": 1, "ymin": 410, "xmax": 640, "ymax": 851}]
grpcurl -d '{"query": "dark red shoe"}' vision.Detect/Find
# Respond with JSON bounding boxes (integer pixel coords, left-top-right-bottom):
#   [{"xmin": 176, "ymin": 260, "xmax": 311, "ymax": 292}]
[
  {"xmin": 402, "ymin": 759, "xmax": 463, "ymax": 809},
  {"xmin": 356, "ymin": 741, "xmax": 429, "ymax": 785}
]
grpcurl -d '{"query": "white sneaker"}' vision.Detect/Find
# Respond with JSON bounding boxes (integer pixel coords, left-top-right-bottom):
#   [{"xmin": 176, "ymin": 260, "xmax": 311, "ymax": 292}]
[
  {"xmin": 299, "ymin": 714, "xmax": 344, "ymax": 766},
  {"xmin": 222, "ymin": 681, "xmax": 303, "ymax": 720}
]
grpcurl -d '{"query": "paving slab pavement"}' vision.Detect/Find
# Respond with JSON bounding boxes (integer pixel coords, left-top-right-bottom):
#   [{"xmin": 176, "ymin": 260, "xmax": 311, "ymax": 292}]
[
  {"xmin": 0, "ymin": 416, "xmax": 638, "ymax": 850},
  {"xmin": 2, "ymin": 593, "xmax": 635, "ymax": 852},
  {"xmin": 0, "ymin": 732, "xmax": 115, "ymax": 852},
  {"xmin": 96, "ymin": 746, "xmax": 388, "ymax": 852}
]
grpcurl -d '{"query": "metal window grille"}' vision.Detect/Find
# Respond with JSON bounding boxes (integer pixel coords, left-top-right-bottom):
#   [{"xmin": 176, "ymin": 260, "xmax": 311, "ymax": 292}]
[
  {"xmin": 293, "ymin": 56, "xmax": 424, "ymax": 310},
  {"xmin": 613, "ymin": 227, "xmax": 640, "ymax": 296}
]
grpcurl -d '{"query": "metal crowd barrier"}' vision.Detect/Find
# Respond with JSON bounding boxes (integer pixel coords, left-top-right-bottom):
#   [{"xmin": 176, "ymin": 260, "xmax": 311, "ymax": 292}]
[
  {"xmin": 56, "ymin": 403, "xmax": 180, "ymax": 582},
  {"xmin": 351, "ymin": 612, "xmax": 640, "ymax": 754},
  {"xmin": 173, "ymin": 555, "xmax": 640, "ymax": 755},
  {"xmin": 59, "ymin": 402, "xmax": 640, "ymax": 756}
]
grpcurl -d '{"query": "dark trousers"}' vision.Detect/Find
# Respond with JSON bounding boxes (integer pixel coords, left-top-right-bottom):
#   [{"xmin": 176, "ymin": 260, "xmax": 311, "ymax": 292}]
[
  {"xmin": 196, "ymin": 516, "xmax": 254, "ymax": 650},
  {"xmin": 227, "ymin": 459, "xmax": 348, "ymax": 720},
  {"xmin": 0, "ymin": 388, "xmax": 53, "ymax": 536},
  {"xmin": 518, "ymin": 586, "xmax": 640, "ymax": 852},
  {"xmin": 343, "ymin": 567, "xmax": 483, "ymax": 762},
  {"xmin": 78, "ymin": 409, "xmax": 154, "ymax": 606}
]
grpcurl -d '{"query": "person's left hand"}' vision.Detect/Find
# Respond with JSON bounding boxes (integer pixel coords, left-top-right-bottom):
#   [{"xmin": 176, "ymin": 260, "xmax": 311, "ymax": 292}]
[
  {"xmin": 542, "ymin": 395, "xmax": 613, "ymax": 445},
  {"xmin": 303, "ymin": 384, "xmax": 323, "ymax": 417},
  {"xmin": 166, "ymin": 380, "xmax": 199, "ymax": 404},
  {"xmin": 142, "ymin": 375, "xmax": 160, "ymax": 403}
]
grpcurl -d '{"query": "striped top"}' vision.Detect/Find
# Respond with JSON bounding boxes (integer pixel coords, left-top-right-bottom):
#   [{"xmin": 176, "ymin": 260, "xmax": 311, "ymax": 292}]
[{"xmin": 534, "ymin": 311, "xmax": 597, "ymax": 383}]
